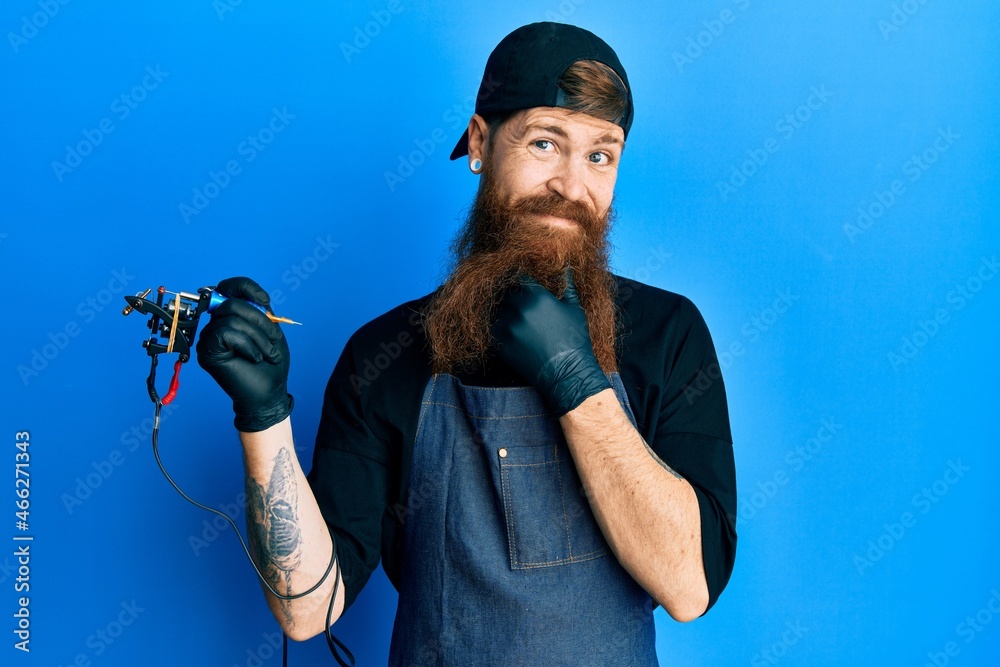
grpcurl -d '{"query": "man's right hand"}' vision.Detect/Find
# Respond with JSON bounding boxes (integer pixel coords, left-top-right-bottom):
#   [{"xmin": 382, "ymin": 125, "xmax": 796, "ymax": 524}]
[{"xmin": 196, "ymin": 277, "xmax": 293, "ymax": 433}]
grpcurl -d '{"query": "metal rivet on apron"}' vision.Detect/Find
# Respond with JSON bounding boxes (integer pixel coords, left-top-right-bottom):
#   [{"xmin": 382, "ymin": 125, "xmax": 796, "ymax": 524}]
[{"xmin": 498, "ymin": 448, "xmax": 507, "ymax": 458}]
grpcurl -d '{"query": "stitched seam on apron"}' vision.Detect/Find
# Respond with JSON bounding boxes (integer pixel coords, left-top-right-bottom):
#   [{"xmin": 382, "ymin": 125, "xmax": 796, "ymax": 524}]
[
  {"xmin": 413, "ymin": 374, "xmax": 440, "ymax": 442},
  {"xmin": 420, "ymin": 401, "xmax": 550, "ymax": 420},
  {"xmin": 516, "ymin": 550, "xmax": 608, "ymax": 568},
  {"xmin": 503, "ymin": 462, "xmax": 556, "ymax": 468},
  {"xmin": 499, "ymin": 459, "xmax": 519, "ymax": 568},
  {"xmin": 554, "ymin": 444, "xmax": 573, "ymax": 559}
]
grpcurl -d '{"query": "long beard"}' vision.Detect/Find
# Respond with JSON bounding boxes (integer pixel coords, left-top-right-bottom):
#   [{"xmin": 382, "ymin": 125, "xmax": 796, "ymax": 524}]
[{"xmin": 421, "ymin": 163, "xmax": 619, "ymax": 376}]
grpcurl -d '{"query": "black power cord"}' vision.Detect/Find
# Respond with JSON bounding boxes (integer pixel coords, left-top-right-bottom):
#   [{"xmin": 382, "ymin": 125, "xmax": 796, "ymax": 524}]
[{"xmin": 150, "ymin": 401, "xmax": 356, "ymax": 667}]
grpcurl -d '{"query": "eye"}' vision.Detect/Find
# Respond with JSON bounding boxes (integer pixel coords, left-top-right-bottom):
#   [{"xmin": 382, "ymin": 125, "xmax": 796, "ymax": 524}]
[
  {"xmin": 588, "ymin": 151, "xmax": 612, "ymax": 165},
  {"xmin": 532, "ymin": 139, "xmax": 554, "ymax": 151}
]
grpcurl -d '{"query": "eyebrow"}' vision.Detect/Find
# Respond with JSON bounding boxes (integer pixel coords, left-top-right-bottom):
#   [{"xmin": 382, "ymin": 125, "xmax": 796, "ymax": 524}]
[
  {"xmin": 518, "ymin": 123, "xmax": 624, "ymax": 147},
  {"xmin": 593, "ymin": 133, "xmax": 624, "ymax": 147}
]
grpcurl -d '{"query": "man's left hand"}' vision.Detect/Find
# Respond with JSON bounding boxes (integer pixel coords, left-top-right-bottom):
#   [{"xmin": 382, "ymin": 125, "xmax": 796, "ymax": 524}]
[{"xmin": 490, "ymin": 267, "xmax": 612, "ymax": 416}]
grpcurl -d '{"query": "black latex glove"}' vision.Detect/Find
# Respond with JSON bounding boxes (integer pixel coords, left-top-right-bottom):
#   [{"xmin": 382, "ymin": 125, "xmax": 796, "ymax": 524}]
[
  {"xmin": 196, "ymin": 277, "xmax": 293, "ymax": 432},
  {"xmin": 490, "ymin": 267, "xmax": 611, "ymax": 416}
]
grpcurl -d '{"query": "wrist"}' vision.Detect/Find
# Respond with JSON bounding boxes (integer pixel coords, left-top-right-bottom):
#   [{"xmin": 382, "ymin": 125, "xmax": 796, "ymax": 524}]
[
  {"xmin": 239, "ymin": 414, "xmax": 293, "ymax": 448},
  {"xmin": 538, "ymin": 351, "xmax": 611, "ymax": 417},
  {"xmin": 234, "ymin": 393, "xmax": 294, "ymax": 433}
]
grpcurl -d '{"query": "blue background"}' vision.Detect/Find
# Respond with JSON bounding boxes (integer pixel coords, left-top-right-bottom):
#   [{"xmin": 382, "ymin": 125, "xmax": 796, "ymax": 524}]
[{"xmin": 2, "ymin": 1, "xmax": 998, "ymax": 665}]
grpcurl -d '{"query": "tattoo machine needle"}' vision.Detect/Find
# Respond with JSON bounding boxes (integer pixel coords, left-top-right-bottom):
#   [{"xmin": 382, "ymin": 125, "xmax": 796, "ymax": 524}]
[{"xmin": 206, "ymin": 289, "xmax": 303, "ymax": 325}]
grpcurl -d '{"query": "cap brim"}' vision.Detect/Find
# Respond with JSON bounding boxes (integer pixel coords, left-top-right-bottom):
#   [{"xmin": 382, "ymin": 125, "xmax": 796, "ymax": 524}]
[{"xmin": 449, "ymin": 130, "xmax": 470, "ymax": 161}]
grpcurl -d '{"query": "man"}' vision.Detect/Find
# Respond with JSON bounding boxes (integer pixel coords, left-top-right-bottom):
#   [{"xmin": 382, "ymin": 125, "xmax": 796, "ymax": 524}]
[{"xmin": 197, "ymin": 21, "xmax": 737, "ymax": 666}]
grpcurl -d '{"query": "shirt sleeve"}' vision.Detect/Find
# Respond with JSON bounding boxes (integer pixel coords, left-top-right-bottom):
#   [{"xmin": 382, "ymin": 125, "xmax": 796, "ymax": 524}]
[
  {"xmin": 631, "ymin": 286, "xmax": 736, "ymax": 611},
  {"xmin": 307, "ymin": 332, "xmax": 394, "ymax": 613},
  {"xmin": 649, "ymin": 296, "xmax": 737, "ymax": 615}
]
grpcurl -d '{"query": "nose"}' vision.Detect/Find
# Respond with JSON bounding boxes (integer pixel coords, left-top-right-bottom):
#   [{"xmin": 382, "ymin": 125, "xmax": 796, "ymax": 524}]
[{"xmin": 546, "ymin": 156, "xmax": 588, "ymax": 203}]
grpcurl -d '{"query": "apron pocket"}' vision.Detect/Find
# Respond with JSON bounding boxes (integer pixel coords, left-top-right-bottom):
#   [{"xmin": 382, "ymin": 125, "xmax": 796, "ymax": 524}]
[{"xmin": 497, "ymin": 440, "xmax": 610, "ymax": 570}]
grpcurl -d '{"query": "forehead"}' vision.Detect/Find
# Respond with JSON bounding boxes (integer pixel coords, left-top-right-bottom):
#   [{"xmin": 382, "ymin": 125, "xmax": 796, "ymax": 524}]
[{"xmin": 501, "ymin": 107, "xmax": 625, "ymax": 145}]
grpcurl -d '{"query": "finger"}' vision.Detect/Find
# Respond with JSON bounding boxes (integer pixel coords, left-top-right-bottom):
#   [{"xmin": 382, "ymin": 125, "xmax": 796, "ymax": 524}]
[
  {"xmin": 210, "ymin": 298, "xmax": 283, "ymax": 343},
  {"xmin": 215, "ymin": 276, "xmax": 272, "ymax": 311},
  {"xmin": 197, "ymin": 323, "xmax": 264, "ymax": 365},
  {"xmin": 200, "ymin": 312, "xmax": 282, "ymax": 363},
  {"xmin": 515, "ymin": 273, "xmax": 536, "ymax": 286},
  {"xmin": 518, "ymin": 274, "xmax": 561, "ymax": 301},
  {"xmin": 560, "ymin": 266, "xmax": 581, "ymax": 305}
]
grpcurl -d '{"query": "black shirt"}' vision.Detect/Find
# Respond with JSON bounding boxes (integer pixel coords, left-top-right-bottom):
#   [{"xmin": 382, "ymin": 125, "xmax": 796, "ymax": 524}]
[{"xmin": 306, "ymin": 274, "xmax": 737, "ymax": 615}]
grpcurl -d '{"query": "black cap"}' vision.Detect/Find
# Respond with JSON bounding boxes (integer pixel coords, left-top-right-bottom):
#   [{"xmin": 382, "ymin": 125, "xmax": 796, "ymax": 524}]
[{"xmin": 449, "ymin": 22, "xmax": 634, "ymax": 161}]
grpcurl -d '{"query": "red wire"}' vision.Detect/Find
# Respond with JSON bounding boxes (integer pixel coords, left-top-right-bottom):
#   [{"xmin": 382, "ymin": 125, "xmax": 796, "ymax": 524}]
[{"xmin": 161, "ymin": 360, "xmax": 183, "ymax": 405}]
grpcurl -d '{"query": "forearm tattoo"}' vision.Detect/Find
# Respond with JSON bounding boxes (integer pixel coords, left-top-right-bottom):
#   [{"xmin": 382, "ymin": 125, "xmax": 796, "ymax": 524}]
[{"xmin": 247, "ymin": 447, "xmax": 303, "ymax": 624}]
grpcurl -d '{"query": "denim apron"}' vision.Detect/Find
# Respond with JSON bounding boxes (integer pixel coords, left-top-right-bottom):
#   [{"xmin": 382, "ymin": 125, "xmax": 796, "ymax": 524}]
[{"xmin": 387, "ymin": 372, "xmax": 658, "ymax": 666}]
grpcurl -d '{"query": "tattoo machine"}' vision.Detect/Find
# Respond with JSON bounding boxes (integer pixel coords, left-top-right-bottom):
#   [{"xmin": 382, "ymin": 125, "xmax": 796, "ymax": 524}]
[{"xmin": 121, "ymin": 285, "xmax": 300, "ymax": 406}]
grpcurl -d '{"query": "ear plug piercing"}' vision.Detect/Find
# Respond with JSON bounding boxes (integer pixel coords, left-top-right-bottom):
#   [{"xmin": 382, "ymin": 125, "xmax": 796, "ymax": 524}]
[{"xmin": 471, "ymin": 158, "xmax": 482, "ymax": 173}]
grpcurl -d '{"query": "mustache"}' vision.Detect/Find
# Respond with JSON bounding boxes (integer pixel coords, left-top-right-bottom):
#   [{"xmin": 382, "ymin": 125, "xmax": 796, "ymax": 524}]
[{"xmin": 503, "ymin": 192, "xmax": 604, "ymax": 230}]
